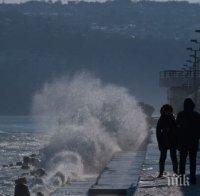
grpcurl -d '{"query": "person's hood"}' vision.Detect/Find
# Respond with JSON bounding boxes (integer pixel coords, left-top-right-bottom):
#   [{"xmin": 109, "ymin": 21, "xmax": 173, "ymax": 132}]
[{"xmin": 184, "ymin": 98, "xmax": 195, "ymax": 112}]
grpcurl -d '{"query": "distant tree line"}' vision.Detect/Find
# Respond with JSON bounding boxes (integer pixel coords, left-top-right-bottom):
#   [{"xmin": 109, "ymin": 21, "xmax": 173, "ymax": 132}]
[{"xmin": 0, "ymin": 0, "xmax": 197, "ymax": 114}]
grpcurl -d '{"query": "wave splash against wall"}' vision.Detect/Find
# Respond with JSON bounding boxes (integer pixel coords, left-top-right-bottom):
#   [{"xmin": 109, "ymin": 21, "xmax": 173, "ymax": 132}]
[{"xmin": 31, "ymin": 72, "xmax": 148, "ymax": 192}]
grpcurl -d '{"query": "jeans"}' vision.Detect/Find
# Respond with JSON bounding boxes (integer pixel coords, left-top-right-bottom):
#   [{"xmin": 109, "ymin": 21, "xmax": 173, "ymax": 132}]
[
  {"xmin": 159, "ymin": 148, "xmax": 178, "ymax": 175},
  {"xmin": 179, "ymin": 149, "xmax": 197, "ymax": 182}
]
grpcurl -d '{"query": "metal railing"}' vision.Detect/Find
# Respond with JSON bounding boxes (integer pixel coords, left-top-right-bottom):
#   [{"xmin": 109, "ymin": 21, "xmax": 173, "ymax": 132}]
[{"xmin": 159, "ymin": 70, "xmax": 200, "ymax": 79}]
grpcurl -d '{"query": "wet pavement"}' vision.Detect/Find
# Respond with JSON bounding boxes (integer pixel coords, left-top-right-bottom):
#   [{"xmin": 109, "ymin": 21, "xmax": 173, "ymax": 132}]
[
  {"xmin": 50, "ymin": 127, "xmax": 200, "ymax": 196},
  {"xmin": 89, "ymin": 152, "xmax": 146, "ymax": 195},
  {"xmin": 52, "ymin": 151, "xmax": 146, "ymax": 196},
  {"xmin": 51, "ymin": 176, "xmax": 97, "ymax": 196}
]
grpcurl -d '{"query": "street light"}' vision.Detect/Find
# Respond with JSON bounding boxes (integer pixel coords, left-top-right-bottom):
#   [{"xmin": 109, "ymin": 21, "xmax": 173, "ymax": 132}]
[
  {"xmin": 190, "ymin": 36, "xmax": 200, "ymax": 106},
  {"xmin": 190, "ymin": 54, "xmax": 196, "ymax": 58},
  {"xmin": 189, "ymin": 49, "xmax": 199, "ymax": 104},
  {"xmin": 191, "ymin": 39, "xmax": 198, "ymax": 43},
  {"xmin": 186, "ymin": 60, "xmax": 193, "ymax": 63},
  {"xmin": 186, "ymin": 45, "xmax": 200, "ymax": 104},
  {"xmin": 187, "ymin": 47, "xmax": 193, "ymax": 51},
  {"xmin": 190, "ymin": 39, "xmax": 200, "ymax": 51}
]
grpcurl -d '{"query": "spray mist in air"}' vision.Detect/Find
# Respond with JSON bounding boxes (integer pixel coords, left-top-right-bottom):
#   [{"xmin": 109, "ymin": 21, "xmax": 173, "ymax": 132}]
[{"xmin": 31, "ymin": 72, "xmax": 148, "ymax": 189}]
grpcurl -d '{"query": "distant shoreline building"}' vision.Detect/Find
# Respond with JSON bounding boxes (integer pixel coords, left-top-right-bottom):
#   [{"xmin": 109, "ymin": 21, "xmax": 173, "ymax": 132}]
[{"xmin": 159, "ymin": 69, "xmax": 200, "ymax": 113}]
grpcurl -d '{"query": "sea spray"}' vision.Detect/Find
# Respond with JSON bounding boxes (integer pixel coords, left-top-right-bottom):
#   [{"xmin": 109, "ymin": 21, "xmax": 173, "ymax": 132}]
[{"xmin": 31, "ymin": 72, "xmax": 148, "ymax": 191}]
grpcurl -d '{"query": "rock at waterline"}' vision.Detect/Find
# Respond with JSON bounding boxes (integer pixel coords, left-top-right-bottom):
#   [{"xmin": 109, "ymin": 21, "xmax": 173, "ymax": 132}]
[
  {"xmin": 54, "ymin": 171, "xmax": 65, "ymax": 184},
  {"xmin": 23, "ymin": 155, "xmax": 40, "ymax": 166},
  {"xmin": 21, "ymin": 164, "xmax": 30, "ymax": 170},
  {"xmin": 37, "ymin": 192, "xmax": 45, "ymax": 196},
  {"xmin": 30, "ymin": 153, "xmax": 37, "ymax": 158},
  {"xmin": 21, "ymin": 155, "xmax": 40, "ymax": 169},
  {"xmin": 52, "ymin": 171, "xmax": 66, "ymax": 186},
  {"xmin": 30, "ymin": 157, "xmax": 40, "ymax": 166},
  {"xmin": 14, "ymin": 177, "xmax": 30, "ymax": 196},
  {"xmin": 23, "ymin": 156, "xmax": 30, "ymax": 165},
  {"xmin": 9, "ymin": 163, "xmax": 14, "ymax": 167},
  {"xmin": 30, "ymin": 168, "xmax": 46, "ymax": 177},
  {"xmin": 16, "ymin": 161, "xmax": 23, "ymax": 166}
]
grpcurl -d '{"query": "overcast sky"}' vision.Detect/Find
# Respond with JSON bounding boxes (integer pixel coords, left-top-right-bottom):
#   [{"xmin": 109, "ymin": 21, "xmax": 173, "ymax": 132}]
[{"xmin": 2, "ymin": 0, "xmax": 200, "ymax": 4}]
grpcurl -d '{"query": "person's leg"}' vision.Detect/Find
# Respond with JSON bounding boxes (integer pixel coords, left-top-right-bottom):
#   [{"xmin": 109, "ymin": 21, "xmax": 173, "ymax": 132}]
[
  {"xmin": 179, "ymin": 150, "xmax": 188, "ymax": 175},
  {"xmin": 159, "ymin": 149, "xmax": 167, "ymax": 176},
  {"xmin": 170, "ymin": 148, "xmax": 178, "ymax": 174},
  {"xmin": 189, "ymin": 150, "xmax": 197, "ymax": 184}
]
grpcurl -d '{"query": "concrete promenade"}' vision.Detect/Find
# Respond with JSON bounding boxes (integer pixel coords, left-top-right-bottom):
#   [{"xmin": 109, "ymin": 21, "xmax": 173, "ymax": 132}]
[
  {"xmin": 52, "ymin": 128, "xmax": 200, "ymax": 196},
  {"xmin": 51, "ymin": 176, "xmax": 97, "ymax": 196},
  {"xmin": 89, "ymin": 151, "xmax": 146, "ymax": 195},
  {"xmin": 52, "ymin": 151, "xmax": 145, "ymax": 196}
]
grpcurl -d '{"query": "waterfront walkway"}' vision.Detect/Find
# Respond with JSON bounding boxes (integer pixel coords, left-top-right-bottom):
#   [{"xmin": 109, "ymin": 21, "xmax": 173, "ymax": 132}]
[
  {"xmin": 89, "ymin": 151, "xmax": 145, "ymax": 195},
  {"xmin": 51, "ymin": 176, "xmax": 97, "ymax": 196},
  {"xmin": 52, "ymin": 128, "xmax": 200, "ymax": 196},
  {"xmin": 52, "ymin": 151, "xmax": 145, "ymax": 196}
]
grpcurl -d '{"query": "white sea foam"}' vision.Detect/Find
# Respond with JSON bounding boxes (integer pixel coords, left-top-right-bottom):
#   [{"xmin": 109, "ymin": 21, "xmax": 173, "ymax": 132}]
[{"xmin": 31, "ymin": 72, "xmax": 148, "ymax": 192}]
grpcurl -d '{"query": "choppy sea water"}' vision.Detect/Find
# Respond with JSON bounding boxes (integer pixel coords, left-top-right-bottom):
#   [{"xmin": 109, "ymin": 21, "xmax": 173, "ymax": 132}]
[
  {"xmin": 0, "ymin": 116, "xmax": 49, "ymax": 196},
  {"xmin": 0, "ymin": 107, "xmax": 148, "ymax": 196}
]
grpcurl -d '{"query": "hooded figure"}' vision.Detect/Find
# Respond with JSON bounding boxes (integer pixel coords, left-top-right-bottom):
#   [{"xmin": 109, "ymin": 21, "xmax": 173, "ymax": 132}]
[
  {"xmin": 156, "ymin": 104, "xmax": 178, "ymax": 177},
  {"xmin": 176, "ymin": 98, "xmax": 200, "ymax": 184}
]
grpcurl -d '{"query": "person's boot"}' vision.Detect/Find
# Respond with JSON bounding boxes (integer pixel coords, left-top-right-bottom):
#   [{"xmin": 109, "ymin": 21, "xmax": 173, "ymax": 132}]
[
  {"xmin": 157, "ymin": 162, "xmax": 164, "ymax": 178},
  {"xmin": 190, "ymin": 176, "xmax": 196, "ymax": 185},
  {"xmin": 157, "ymin": 173, "xmax": 163, "ymax": 178},
  {"xmin": 173, "ymin": 162, "xmax": 178, "ymax": 175}
]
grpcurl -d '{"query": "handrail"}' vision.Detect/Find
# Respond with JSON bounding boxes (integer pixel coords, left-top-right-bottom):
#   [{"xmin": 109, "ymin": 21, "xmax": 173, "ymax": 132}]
[{"xmin": 160, "ymin": 70, "xmax": 200, "ymax": 79}]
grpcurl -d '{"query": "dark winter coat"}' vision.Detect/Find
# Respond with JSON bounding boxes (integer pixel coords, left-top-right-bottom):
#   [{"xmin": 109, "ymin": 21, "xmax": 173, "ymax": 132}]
[
  {"xmin": 156, "ymin": 114, "xmax": 177, "ymax": 150},
  {"xmin": 176, "ymin": 110, "xmax": 200, "ymax": 151}
]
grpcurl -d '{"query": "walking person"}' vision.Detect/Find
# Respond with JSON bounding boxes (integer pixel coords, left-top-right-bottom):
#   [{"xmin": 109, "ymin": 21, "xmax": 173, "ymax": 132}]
[
  {"xmin": 176, "ymin": 98, "xmax": 200, "ymax": 184},
  {"xmin": 156, "ymin": 104, "xmax": 178, "ymax": 177}
]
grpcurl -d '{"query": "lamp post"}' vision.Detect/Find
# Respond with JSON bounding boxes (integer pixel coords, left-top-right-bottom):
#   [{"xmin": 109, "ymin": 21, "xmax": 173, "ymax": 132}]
[
  {"xmin": 186, "ymin": 60, "xmax": 192, "ymax": 63},
  {"xmin": 193, "ymin": 30, "xmax": 200, "ymax": 107},
  {"xmin": 187, "ymin": 46, "xmax": 199, "ymax": 104}
]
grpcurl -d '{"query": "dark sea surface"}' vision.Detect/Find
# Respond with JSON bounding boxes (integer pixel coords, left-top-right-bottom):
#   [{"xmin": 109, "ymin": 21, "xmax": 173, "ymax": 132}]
[{"xmin": 0, "ymin": 116, "xmax": 49, "ymax": 195}]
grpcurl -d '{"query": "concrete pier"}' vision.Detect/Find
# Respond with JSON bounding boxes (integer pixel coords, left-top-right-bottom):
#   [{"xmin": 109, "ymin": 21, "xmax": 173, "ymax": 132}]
[
  {"xmin": 52, "ymin": 129, "xmax": 200, "ymax": 196},
  {"xmin": 51, "ymin": 176, "xmax": 97, "ymax": 196},
  {"xmin": 88, "ymin": 152, "xmax": 146, "ymax": 195},
  {"xmin": 52, "ymin": 151, "xmax": 146, "ymax": 196}
]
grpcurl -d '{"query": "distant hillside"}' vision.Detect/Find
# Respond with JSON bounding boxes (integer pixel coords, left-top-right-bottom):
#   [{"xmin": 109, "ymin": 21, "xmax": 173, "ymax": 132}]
[{"xmin": 0, "ymin": 0, "xmax": 198, "ymax": 114}]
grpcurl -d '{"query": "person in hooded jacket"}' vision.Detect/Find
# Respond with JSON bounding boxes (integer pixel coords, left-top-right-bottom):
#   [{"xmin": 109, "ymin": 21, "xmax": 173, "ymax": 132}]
[
  {"xmin": 176, "ymin": 98, "xmax": 200, "ymax": 184},
  {"xmin": 156, "ymin": 104, "xmax": 178, "ymax": 177}
]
